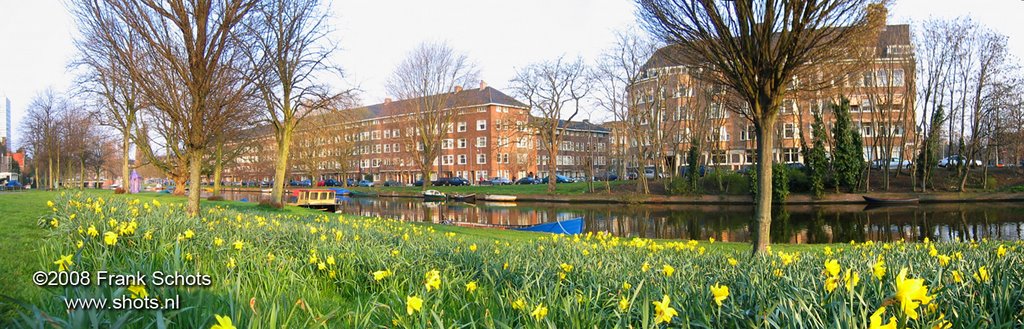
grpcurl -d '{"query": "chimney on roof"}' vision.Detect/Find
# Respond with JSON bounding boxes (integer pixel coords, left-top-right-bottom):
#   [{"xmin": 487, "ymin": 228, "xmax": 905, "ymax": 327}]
[
  {"xmin": 582, "ymin": 119, "xmax": 590, "ymax": 124},
  {"xmin": 384, "ymin": 98, "xmax": 392, "ymax": 105},
  {"xmin": 479, "ymin": 80, "xmax": 487, "ymax": 89},
  {"xmin": 454, "ymin": 85, "xmax": 463, "ymax": 93}
]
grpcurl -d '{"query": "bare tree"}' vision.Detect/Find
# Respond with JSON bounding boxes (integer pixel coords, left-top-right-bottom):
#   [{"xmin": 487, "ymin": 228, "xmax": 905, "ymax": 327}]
[
  {"xmin": 71, "ymin": 1, "xmax": 142, "ymax": 192},
  {"xmin": 638, "ymin": 0, "xmax": 886, "ymax": 253},
  {"xmin": 75, "ymin": 0, "xmax": 258, "ymax": 216},
  {"xmin": 20, "ymin": 89, "xmax": 67, "ymax": 189},
  {"xmin": 385, "ymin": 42, "xmax": 479, "ymax": 189},
  {"xmin": 241, "ymin": 0, "xmax": 354, "ymax": 205},
  {"xmin": 594, "ymin": 28, "xmax": 660, "ymax": 193},
  {"xmin": 511, "ymin": 56, "xmax": 591, "ymax": 193}
]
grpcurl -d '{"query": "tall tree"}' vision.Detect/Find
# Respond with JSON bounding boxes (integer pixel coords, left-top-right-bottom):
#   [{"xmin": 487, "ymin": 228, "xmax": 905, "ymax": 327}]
[
  {"xmin": 76, "ymin": 0, "xmax": 258, "ymax": 216},
  {"xmin": 637, "ymin": 0, "xmax": 886, "ymax": 254},
  {"xmin": 385, "ymin": 42, "xmax": 479, "ymax": 189},
  {"xmin": 511, "ymin": 56, "xmax": 591, "ymax": 193},
  {"xmin": 241, "ymin": 0, "xmax": 352, "ymax": 206}
]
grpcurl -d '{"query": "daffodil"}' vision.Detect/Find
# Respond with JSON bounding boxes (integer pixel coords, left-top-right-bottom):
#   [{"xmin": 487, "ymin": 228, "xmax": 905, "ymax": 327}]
[
  {"xmin": 872, "ymin": 260, "xmax": 886, "ymax": 280},
  {"xmin": 233, "ymin": 240, "xmax": 243, "ymax": 251},
  {"xmin": 710, "ymin": 283, "xmax": 729, "ymax": 307},
  {"xmin": 511, "ymin": 298, "xmax": 526, "ymax": 310},
  {"xmin": 469, "ymin": 244, "xmax": 477, "ymax": 252},
  {"xmin": 128, "ymin": 284, "xmax": 148, "ymax": 298},
  {"xmin": 641, "ymin": 262, "xmax": 650, "ymax": 272},
  {"xmin": 652, "ymin": 295, "xmax": 678, "ymax": 324},
  {"xmin": 727, "ymin": 257, "xmax": 738, "ymax": 267},
  {"xmin": 974, "ymin": 266, "xmax": 990, "ymax": 282},
  {"xmin": 662, "ymin": 264, "xmax": 675, "ymax": 277},
  {"xmin": 211, "ymin": 314, "xmax": 235, "ymax": 329},
  {"xmin": 622, "ymin": 282, "xmax": 631, "ymax": 290},
  {"xmin": 227, "ymin": 257, "xmax": 236, "ymax": 269},
  {"xmin": 997, "ymin": 245, "xmax": 1007, "ymax": 258},
  {"xmin": 424, "ymin": 269, "xmax": 441, "ymax": 291},
  {"xmin": 465, "ymin": 281, "xmax": 478, "ymax": 293},
  {"xmin": 326, "ymin": 256, "xmax": 335, "ymax": 266},
  {"xmin": 824, "ymin": 259, "xmax": 840, "ymax": 277},
  {"xmin": 618, "ymin": 296, "xmax": 630, "ymax": 311},
  {"xmin": 406, "ymin": 295, "xmax": 423, "ymax": 315},
  {"xmin": 103, "ymin": 231, "xmax": 118, "ymax": 246},
  {"xmin": 54, "ymin": 254, "xmax": 73, "ymax": 271},
  {"xmin": 869, "ymin": 307, "xmax": 897, "ymax": 329},
  {"xmin": 951, "ymin": 270, "xmax": 964, "ymax": 283},
  {"xmin": 214, "ymin": 237, "xmax": 224, "ymax": 246},
  {"xmin": 183, "ymin": 229, "xmax": 194, "ymax": 239},
  {"xmin": 844, "ymin": 269, "xmax": 860, "ymax": 291},
  {"xmin": 372, "ymin": 269, "xmax": 392, "ymax": 281},
  {"xmin": 87, "ymin": 225, "xmax": 98, "ymax": 237},
  {"xmin": 824, "ymin": 276, "xmax": 839, "ymax": 292},
  {"xmin": 560, "ymin": 263, "xmax": 574, "ymax": 272},
  {"xmin": 895, "ymin": 268, "xmax": 932, "ymax": 320},
  {"xmin": 530, "ymin": 304, "xmax": 548, "ymax": 320}
]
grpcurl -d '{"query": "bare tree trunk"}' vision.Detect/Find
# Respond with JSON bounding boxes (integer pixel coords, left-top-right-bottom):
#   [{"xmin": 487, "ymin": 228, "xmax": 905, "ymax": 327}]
[
  {"xmin": 547, "ymin": 144, "xmax": 557, "ymax": 193},
  {"xmin": 186, "ymin": 150, "xmax": 203, "ymax": 217},
  {"xmin": 213, "ymin": 142, "xmax": 224, "ymax": 196},
  {"xmin": 272, "ymin": 124, "xmax": 293, "ymax": 206},
  {"xmin": 753, "ymin": 120, "xmax": 775, "ymax": 254},
  {"xmin": 121, "ymin": 128, "xmax": 131, "ymax": 192}
]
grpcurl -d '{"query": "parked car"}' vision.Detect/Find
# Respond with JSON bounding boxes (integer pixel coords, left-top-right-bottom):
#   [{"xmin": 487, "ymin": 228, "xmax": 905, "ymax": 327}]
[
  {"xmin": 322, "ymin": 179, "xmax": 340, "ymax": 186},
  {"xmin": 289, "ymin": 179, "xmax": 312, "ymax": 187},
  {"xmin": 516, "ymin": 177, "xmax": 540, "ymax": 185},
  {"xmin": 447, "ymin": 177, "xmax": 470, "ymax": 186},
  {"xmin": 938, "ymin": 155, "xmax": 981, "ymax": 168},
  {"xmin": 346, "ymin": 178, "xmax": 357, "ymax": 186},
  {"xmin": 357, "ymin": 180, "xmax": 375, "ymax": 187},
  {"xmin": 541, "ymin": 175, "xmax": 572, "ymax": 184},
  {"xmin": 871, "ymin": 158, "xmax": 912, "ymax": 170},
  {"xmin": 413, "ymin": 179, "xmax": 424, "ymax": 187},
  {"xmin": 593, "ymin": 170, "xmax": 614, "ymax": 180},
  {"xmin": 382, "ymin": 180, "xmax": 402, "ymax": 187},
  {"xmin": 5, "ymin": 180, "xmax": 23, "ymax": 188},
  {"xmin": 489, "ymin": 177, "xmax": 513, "ymax": 185},
  {"xmin": 626, "ymin": 172, "xmax": 638, "ymax": 180}
]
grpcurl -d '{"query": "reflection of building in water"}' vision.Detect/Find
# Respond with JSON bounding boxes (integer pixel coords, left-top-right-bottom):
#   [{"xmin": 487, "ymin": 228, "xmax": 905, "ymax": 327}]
[{"xmin": 284, "ymin": 195, "xmax": 1024, "ymax": 243}]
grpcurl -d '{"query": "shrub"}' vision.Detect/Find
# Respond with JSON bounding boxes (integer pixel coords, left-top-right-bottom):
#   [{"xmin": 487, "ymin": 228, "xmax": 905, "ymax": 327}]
[
  {"xmin": 772, "ymin": 163, "xmax": 790, "ymax": 202},
  {"xmin": 788, "ymin": 168, "xmax": 810, "ymax": 193}
]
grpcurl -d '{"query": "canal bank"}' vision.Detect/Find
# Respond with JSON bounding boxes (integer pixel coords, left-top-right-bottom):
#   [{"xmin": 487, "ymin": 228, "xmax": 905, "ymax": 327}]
[{"xmin": 333, "ymin": 189, "xmax": 1024, "ymax": 205}]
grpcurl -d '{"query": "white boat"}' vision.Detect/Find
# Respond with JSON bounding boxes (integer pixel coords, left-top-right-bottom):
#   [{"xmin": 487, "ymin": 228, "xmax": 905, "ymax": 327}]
[
  {"xmin": 423, "ymin": 189, "xmax": 447, "ymax": 200},
  {"xmin": 481, "ymin": 194, "xmax": 517, "ymax": 202}
]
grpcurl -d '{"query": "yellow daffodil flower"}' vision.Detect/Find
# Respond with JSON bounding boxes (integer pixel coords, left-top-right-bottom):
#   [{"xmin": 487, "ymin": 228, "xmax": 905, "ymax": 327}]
[
  {"xmin": 530, "ymin": 304, "xmax": 548, "ymax": 320},
  {"xmin": 211, "ymin": 314, "xmax": 235, "ymax": 329},
  {"xmin": 895, "ymin": 268, "xmax": 932, "ymax": 320},
  {"xmin": 373, "ymin": 269, "xmax": 392, "ymax": 281},
  {"xmin": 103, "ymin": 231, "xmax": 118, "ymax": 246},
  {"xmin": 662, "ymin": 264, "xmax": 675, "ymax": 277},
  {"xmin": 424, "ymin": 269, "xmax": 441, "ymax": 291},
  {"xmin": 465, "ymin": 281, "xmax": 478, "ymax": 293},
  {"xmin": 652, "ymin": 295, "xmax": 678, "ymax": 324},
  {"xmin": 974, "ymin": 266, "xmax": 990, "ymax": 282},
  {"xmin": 873, "ymin": 260, "xmax": 886, "ymax": 280},
  {"xmin": 406, "ymin": 295, "xmax": 423, "ymax": 315},
  {"xmin": 512, "ymin": 298, "xmax": 526, "ymax": 310},
  {"xmin": 619, "ymin": 296, "xmax": 630, "ymax": 311},
  {"xmin": 824, "ymin": 259, "xmax": 840, "ymax": 277},
  {"xmin": 128, "ymin": 284, "xmax": 148, "ymax": 299},
  {"xmin": 869, "ymin": 307, "xmax": 897, "ymax": 329},
  {"xmin": 54, "ymin": 254, "xmax": 73, "ymax": 271},
  {"xmin": 710, "ymin": 283, "xmax": 729, "ymax": 307}
]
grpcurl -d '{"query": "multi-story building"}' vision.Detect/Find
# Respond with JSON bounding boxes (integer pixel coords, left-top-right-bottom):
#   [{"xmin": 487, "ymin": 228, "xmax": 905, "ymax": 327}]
[
  {"xmin": 621, "ymin": 24, "xmax": 916, "ymax": 174},
  {"xmin": 225, "ymin": 83, "xmax": 608, "ymax": 185},
  {"xmin": 2, "ymin": 96, "xmax": 10, "ymax": 147},
  {"xmin": 535, "ymin": 119, "xmax": 610, "ymax": 180}
]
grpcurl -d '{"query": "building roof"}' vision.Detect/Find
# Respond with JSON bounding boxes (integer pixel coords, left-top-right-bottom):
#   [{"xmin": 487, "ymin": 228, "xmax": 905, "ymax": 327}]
[
  {"xmin": 528, "ymin": 117, "xmax": 611, "ymax": 133},
  {"xmin": 643, "ymin": 24, "xmax": 913, "ymax": 70},
  {"xmin": 347, "ymin": 86, "xmax": 528, "ymax": 121}
]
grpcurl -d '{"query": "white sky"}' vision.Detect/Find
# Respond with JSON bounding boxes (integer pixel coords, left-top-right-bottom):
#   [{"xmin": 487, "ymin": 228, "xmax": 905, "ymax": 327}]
[{"xmin": 1, "ymin": 0, "xmax": 1023, "ymax": 148}]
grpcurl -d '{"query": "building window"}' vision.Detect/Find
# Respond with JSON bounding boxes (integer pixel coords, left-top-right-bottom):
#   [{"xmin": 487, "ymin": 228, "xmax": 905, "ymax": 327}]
[
  {"xmin": 393, "ymin": 129, "xmax": 400, "ymax": 137},
  {"xmin": 372, "ymin": 130, "xmax": 380, "ymax": 140},
  {"xmin": 457, "ymin": 154, "xmax": 467, "ymax": 165},
  {"xmin": 783, "ymin": 148, "xmax": 799, "ymax": 163},
  {"xmin": 441, "ymin": 139, "xmax": 453, "ymax": 149},
  {"xmin": 783, "ymin": 123, "xmax": 797, "ymax": 139},
  {"xmin": 383, "ymin": 130, "xmax": 390, "ymax": 139},
  {"xmin": 476, "ymin": 153, "xmax": 487, "ymax": 164},
  {"xmin": 457, "ymin": 138, "xmax": 467, "ymax": 148},
  {"xmin": 741, "ymin": 125, "xmax": 755, "ymax": 141},
  {"xmin": 862, "ymin": 123, "xmax": 874, "ymax": 137},
  {"xmin": 477, "ymin": 119, "xmax": 487, "ymax": 131},
  {"xmin": 710, "ymin": 151, "xmax": 727, "ymax": 164},
  {"xmin": 383, "ymin": 144, "xmax": 391, "ymax": 153},
  {"xmin": 476, "ymin": 137, "xmax": 487, "ymax": 147},
  {"xmin": 442, "ymin": 155, "xmax": 454, "ymax": 165},
  {"xmin": 457, "ymin": 122, "xmax": 467, "ymax": 132},
  {"xmin": 782, "ymin": 99, "xmax": 797, "ymax": 113}
]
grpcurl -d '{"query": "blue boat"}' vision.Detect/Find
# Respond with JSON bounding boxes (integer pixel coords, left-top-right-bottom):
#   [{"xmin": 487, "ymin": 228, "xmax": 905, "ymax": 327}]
[
  {"xmin": 329, "ymin": 188, "xmax": 351, "ymax": 196},
  {"xmin": 513, "ymin": 217, "xmax": 584, "ymax": 235}
]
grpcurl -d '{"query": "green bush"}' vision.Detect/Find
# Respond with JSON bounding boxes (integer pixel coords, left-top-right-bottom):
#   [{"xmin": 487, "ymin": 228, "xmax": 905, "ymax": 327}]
[
  {"xmin": 668, "ymin": 176, "xmax": 690, "ymax": 195},
  {"xmin": 749, "ymin": 164, "xmax": 791, "ymax": 202},
  {"xmin": 788, "ymin": 168, "xmax": 810, "ymax": 193}
]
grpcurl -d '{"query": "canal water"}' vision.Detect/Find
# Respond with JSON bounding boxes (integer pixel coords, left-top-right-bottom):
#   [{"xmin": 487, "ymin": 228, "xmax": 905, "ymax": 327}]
[{"xmin": 220, "ymin": 190, "xmax": 1024, "ymax": 244}]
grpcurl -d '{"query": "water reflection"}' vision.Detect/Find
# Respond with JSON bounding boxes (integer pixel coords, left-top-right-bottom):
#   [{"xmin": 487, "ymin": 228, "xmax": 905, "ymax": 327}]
[{"xmin": 219, "ymin": 190, "xmax": 1024, "ymax": 243}]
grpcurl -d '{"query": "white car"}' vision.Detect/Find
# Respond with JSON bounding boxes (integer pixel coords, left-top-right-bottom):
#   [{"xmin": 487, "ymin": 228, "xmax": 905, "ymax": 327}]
[
  {"xmin": 937, "ymin": 155, "xmax": 981, "ymax": 168},
  {"xmin": 871, "ymin": 158, "xmax": 912, "ymax": 170}
]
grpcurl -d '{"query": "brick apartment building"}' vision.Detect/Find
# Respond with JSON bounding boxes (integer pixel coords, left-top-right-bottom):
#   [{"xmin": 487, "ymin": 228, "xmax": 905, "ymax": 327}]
[
  {"xmin": 616, "ymin": 24, "xmax": 916, "ymax": 175},
  {"xmin": 225, "ymin": 83, "xmax": 609, "ymax": 185},
  {"xmin": 536, "ymin": 119, "xmax": 610, "ymax": 179}
]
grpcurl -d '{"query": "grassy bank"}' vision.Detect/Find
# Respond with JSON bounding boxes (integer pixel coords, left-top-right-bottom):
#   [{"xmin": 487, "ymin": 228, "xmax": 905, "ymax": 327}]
[
  {"xmin": 2, "ymin": 190, "xmax": 1022, "ymax": 328},
  {"xmin": 342, "ymin": 180, "xmax": 632, "ymax": 196}
]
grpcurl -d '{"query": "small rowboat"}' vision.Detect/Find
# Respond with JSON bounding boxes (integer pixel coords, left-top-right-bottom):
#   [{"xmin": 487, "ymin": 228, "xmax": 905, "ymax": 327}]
[
  {"xmin": 514, "ymin": 217, "xmax": 584, "ymax": 235},
  {"xmin": 450, "ymin": 193, "xmax": 476, "ymax": 202},
  {"xmin": 423, "ymin": 189, "xmax": 447, "ymax": 201},
  {"xmin": 329, "ymin": 188, "xmax": 351, "ymax": 196},
  {"xmin": 862, "ymin": 195, "xmax": 920, "ymax": 204},
  {"xmin": 481, "ymin": 194, "xmax": 516, "ymax": 202}
]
